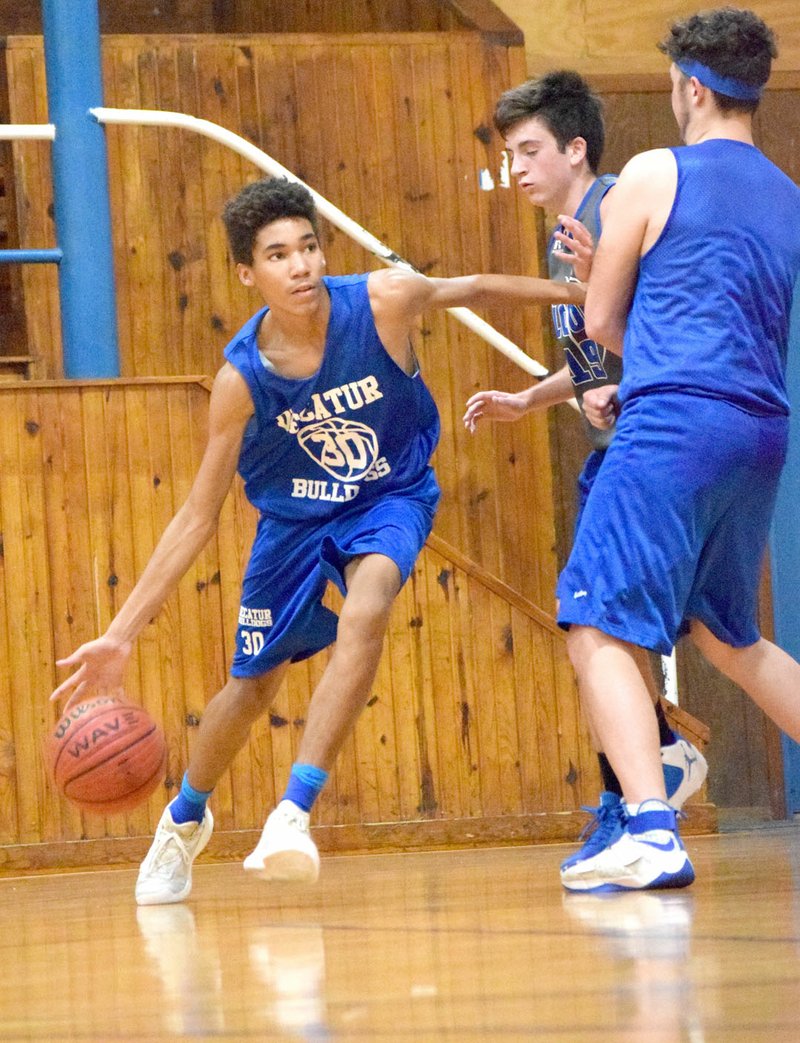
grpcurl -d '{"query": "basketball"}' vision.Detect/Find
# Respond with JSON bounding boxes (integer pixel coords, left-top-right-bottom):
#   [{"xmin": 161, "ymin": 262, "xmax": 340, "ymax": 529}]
[{"xmin": 48, "ymin": 695, "xmax": 167, "ymax": 815}]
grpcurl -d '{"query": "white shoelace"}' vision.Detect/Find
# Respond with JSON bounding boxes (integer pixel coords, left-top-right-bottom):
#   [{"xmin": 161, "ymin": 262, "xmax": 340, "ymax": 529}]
[{"xmin": 143, "ymin": 826, "xmax": 193, "ymax": 877}]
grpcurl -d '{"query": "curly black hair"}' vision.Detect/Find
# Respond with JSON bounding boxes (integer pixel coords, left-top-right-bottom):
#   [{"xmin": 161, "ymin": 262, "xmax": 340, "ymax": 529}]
[
  {"xmin": 493, "ymin": 70, "xmax": 605, "ymax": 173},
  {"xmin": 222, "ymin": 177, "xmax": 320, "ymax": 265},
  {"xmin": 659, "ymin": 7, "xmax": 777, "ymax": 112}
]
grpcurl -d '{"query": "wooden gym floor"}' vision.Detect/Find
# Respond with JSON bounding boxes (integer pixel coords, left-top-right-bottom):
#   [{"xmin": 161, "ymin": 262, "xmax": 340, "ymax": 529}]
[{"xmin": 3, "ymin": 823, "xmax": 800, "ymax": 1041}]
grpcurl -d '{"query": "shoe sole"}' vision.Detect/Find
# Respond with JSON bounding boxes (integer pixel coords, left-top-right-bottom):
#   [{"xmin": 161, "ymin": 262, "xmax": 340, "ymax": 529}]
[
  {"xmin": 243, "ymin": 849, "xmax": 319, "ymax": 884},
  {"xmin": 561, "ymin": 858, "xmax": 695, "ymax": 893}
]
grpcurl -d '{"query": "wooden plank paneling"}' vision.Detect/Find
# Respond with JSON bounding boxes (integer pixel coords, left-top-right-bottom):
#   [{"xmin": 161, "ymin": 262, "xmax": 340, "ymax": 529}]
[
  {"xmin": 492, "ymin": 0, "xmax": 800, "ymax": 77},
  {"xmin": 0, "ymin": 378, "xmax": 615, "ymax": 858},
  {"xmin": 0, "ymin": 32, "xmax": 718, "ymax": 861},
  {"xmin": 0, "ymin": 0, "xmax": 466, "ymax": 36},
  {"xmin": 6, "ymin": 33, "xmax": 557, "ymax": 611}
]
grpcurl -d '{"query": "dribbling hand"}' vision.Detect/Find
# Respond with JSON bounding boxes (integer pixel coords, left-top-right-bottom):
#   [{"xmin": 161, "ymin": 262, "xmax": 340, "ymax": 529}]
[{"xmin": 50, "ymin": 636, "xmax": 132, "ymax": 710}]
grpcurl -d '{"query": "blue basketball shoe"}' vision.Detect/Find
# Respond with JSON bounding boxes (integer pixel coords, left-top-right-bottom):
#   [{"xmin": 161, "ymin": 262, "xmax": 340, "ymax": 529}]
[
  {"xmin": 560, "ymin": 792, "xmax": 626, "ymax": 871},
  {"xmin": 661, "ymin": 736, "xmax": 708, "ymax": 810},
  {"xmin": 560, "ymin": 800, "xmax": 695, "ymax": 893}
]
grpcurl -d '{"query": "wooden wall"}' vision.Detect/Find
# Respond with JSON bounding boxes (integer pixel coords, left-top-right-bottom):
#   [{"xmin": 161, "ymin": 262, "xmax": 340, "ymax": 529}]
[
  {"xmin": 0, "ymin": 0, "xmax": 518, "ymax": 37},
  {"xmin": 0, "ymin": 378, "xmax": 712, "ymax": 870},
  {"xmin": 0, "ymin": 30, "xmax": 592, "ymax": 866},
  {"xmin": 5, "ymin": 32, "xmax": 561, "ymax": 610},
  {"xmin": 492, "ymin": 0, "xmax": 800, "ymax": 76},
  {"xmin": 0, "ymin": 377, "xmax": 610, "ymax": 870},
  {"xmin": 0, "ymin": 28, "xmax": 716, "ymax": 867}
]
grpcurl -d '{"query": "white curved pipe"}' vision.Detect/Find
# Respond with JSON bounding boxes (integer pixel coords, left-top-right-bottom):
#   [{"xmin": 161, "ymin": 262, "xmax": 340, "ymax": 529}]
[
  {"xmin": 0, "ymin": 123, "xmax": 55, "ymax": 140},
  {"xmin": 91, "ymin": 106, "xmax": 568, "ymax": 388}
]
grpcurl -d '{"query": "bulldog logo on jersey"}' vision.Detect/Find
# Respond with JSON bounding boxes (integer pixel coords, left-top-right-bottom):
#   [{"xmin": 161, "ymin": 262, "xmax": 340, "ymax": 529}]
[{"xmin": 297, "ymin": 417, "xmax": 380, "ymax": 481}]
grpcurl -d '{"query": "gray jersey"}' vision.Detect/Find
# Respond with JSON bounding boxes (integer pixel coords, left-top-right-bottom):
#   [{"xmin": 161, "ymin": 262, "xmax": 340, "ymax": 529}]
[{"xmin": 548, "ymin": 174, "xmax": 620, "ymax": 450}]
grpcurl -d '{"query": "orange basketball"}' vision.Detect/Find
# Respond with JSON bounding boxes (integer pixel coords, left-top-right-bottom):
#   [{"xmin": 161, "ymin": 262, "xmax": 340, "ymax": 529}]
[{"xmin": 48, "ymin": 695, "xmax": 167, "ymax": 815}]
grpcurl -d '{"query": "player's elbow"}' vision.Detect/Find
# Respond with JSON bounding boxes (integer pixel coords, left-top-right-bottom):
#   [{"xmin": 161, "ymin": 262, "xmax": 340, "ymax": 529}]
[
  {"xmin": 177, "ymin": 498, "xmax": 222, "ymax": 549},
  {"xmin": 584, "ymin": 307, "xmax": 623, "ymax": 355}
]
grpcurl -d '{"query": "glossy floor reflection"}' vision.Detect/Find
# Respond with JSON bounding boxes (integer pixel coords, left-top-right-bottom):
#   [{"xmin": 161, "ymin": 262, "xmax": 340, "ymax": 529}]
[{"xmin": 3, "ymin": 825, "xmax": 800, "ymax": 1040}]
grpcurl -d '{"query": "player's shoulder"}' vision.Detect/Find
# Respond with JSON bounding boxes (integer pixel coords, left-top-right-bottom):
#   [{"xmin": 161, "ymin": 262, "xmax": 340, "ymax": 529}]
[
  {"xmin": 619, "ymin": 148, "xmax": 676, "ymax": 183},
  {"xmin": 224, "ymin": 306, "xmax": 267, "ymax": 361},
  {"xmin": 366, "ymin": 266, "xmax": 427, "ymax": 306},
  {"xmin": 613, "ymin": 150, "xmax": 678, "ymax": 207},
  {"xmin": 208, "ymin": 362, "xmax": 255, "ymax": 425},
  {"xmin": 213, "ymin": 359, "xmax": 252, "ymax": 399},
  {"xmin": 325, "ymin": 272, "xmax": 369, "ymax": 291}
]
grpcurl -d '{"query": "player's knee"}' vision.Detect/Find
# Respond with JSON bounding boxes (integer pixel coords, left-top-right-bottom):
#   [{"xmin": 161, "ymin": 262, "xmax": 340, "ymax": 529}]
[
  {"xmin": 341, "ymin": 556, "xmax": 401, "ymax": 633},
  {"xmin": 338, "ymin": 592, "xmax": 393, "ymax": 646},
  {"xmin": 221, "ymin": 673, "xmax": 279, "ymax": 718}
]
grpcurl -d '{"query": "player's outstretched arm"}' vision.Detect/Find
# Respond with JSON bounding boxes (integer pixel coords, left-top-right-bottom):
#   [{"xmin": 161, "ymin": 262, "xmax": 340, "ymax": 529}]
[
  {"xmin": 463, "ymin": 365, "xmax": 574, "ymax": 432},
  {"xmin": 369, "ymin": 267, "xmax": 586, "ymax": 369},
  {"xmin": 51, "ymin": 363, "xmax": 254, "ymax": 708},
  {"xmin": 374, "ymin": 267, "xmax": 586, "ymax": 318}
]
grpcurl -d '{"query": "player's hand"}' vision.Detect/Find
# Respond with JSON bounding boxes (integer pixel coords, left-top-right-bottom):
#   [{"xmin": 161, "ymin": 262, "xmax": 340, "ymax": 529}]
[
  {"xmin": 50, "ymin": 636, "xmax": 133, "ymax": 710},
  {"xmin": 463, "ymin": 389, "xmax": 528, "ymax": 432},
  {"xmin": 582, "ymin": 385, "xmax": 620, "ymax": 430},
  {"xmin": 553, "ymin": 215, "xmax": 594, "ymax": 283}
]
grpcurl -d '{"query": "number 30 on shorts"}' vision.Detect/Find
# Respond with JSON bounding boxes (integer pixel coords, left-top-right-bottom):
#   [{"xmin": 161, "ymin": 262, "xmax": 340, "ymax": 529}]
[{"xmin": 240, "ymin": 629, "xmax": 265, "ymax": 656}]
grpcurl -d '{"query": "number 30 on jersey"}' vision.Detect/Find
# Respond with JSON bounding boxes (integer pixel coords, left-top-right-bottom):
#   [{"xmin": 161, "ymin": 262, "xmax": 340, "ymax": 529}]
[{"xmin": 241, "ymin": 629, "xmax": 265, "ymax": 656}]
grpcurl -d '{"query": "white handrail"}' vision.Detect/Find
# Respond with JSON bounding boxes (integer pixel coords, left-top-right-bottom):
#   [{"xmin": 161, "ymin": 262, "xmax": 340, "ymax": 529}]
[
  {"xmin": 91, "ymin": 106, "xmax": 575, "ymax": 393},
  {"xmin": 0, "ymin": 123, "xmax": 55, "ymax": 140}
]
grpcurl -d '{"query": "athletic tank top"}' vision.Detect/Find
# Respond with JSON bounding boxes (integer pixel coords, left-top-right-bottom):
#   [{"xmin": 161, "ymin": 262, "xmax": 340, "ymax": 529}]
[
  {"xmin": 549, "ymin": 174, "xmax": 621, "ymax": 450},
  {"xmin": 619, "ymin": 139, "xmax": 800, "ymax": 415},
  {"xmin": 224, "ymin": 273, "xmax": 441, "ymax": 523}
]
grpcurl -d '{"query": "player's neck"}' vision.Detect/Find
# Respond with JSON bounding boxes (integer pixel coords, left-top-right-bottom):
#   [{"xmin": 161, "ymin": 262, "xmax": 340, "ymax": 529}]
[
  {"xmin": 685, "ymin": 111, "xmax": 754, "ymax": 147},
  {"xmin": 258, "ymin": 297, "xmax": 331, "ymax": 377},
  {"xmin": 562, "ymin": 171, "xmax": 599, "ymax": 218}
]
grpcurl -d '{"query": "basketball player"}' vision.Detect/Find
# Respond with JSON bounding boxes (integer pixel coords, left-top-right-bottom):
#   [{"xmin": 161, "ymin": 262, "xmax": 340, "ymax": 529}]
[
  {"xmin": 558, "ymin": 7, "xmax": 800, "ymax": 891},
  {"xmin": 51, "ymin": 176, "xmax": 585, "ymax": 905},
  {"xmin": 463, "ymin": 71, "xmax": 707, "ymax": 868}
]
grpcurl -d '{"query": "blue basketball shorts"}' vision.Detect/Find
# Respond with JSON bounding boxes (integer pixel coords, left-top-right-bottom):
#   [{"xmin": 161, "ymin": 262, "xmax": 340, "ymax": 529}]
[
  {"xmin": 230, "ymin": 492, "xmax": 437, "ymax": 678},
  {"xmin": 574, "ymin": 448, "xmax": 607, "ymax": 539},
  {"xmin": 556, "ymin": 392, "xmax": 788, "ymax": 654}
]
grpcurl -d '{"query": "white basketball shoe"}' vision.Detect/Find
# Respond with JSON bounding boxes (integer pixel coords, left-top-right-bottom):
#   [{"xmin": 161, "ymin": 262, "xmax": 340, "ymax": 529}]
[
  {"xmin": 136, "ymin": 806, "xmax": 214, "ymax": 906},
  {"xmin": 662, "ymin": 736, "xmax": 708, "ymax": 809},
  {"xmin": 243, "ymin": 800, "xmax": 320, "ymax": 883}
]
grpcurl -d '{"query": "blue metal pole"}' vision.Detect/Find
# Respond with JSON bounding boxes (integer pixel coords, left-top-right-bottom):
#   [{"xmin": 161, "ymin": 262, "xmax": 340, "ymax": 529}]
[
  {"xmin": 41, "ymin": 0, "xmax": 119, "ymax": 377},
  {"xmin": 0, "ymin": 249, "xmax": 62, "ymax": 264},
  {"xmin": 770, "ymin": 288, "xmax": 800, "ymax": 814}
]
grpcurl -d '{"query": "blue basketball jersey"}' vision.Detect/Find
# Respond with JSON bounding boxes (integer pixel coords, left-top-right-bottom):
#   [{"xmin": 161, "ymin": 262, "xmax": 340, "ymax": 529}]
[
  {"xmin": 619, "ymin": 139, "xmax": 800, "ymax": 414},
  {"xmin": 224, "ymin": 273, "xmax": 440, "ymax": 523}
]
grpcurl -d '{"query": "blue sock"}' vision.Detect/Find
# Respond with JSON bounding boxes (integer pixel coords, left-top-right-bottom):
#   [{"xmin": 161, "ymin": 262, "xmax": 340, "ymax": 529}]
[
  {"xmin": 282, "ymin": 763, "xmax": 329, "ymax": 813},
  {"xmin": 170, "ymin": 773, "xmax": 213, "ymax": 824}
]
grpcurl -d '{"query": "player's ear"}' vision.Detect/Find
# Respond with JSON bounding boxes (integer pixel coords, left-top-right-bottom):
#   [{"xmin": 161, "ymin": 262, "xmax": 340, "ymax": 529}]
[
  {"xmin": 568, "ymin": 136, "xmax": 588, "ymax": 167},
  {"xmin": 237, "ymin": 262, "xmax": 255, "ymax": 287},
  {"xmin": 688, "ymin": 76, "xmax": 706, "ymax": 105}
]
